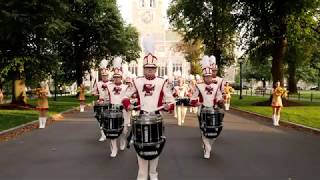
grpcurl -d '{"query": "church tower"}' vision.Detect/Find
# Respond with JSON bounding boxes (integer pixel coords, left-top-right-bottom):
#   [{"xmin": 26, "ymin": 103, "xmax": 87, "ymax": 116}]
[
  {"xmin": 131, "ymin": 0, "xmax": 165, "ymax": 32},
  {"xmin": 128, "ymin": 0, "xmax": 190, "ymax": 78}
]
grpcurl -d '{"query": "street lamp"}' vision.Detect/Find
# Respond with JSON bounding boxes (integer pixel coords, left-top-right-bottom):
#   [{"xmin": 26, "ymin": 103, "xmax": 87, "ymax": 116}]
[
  {"xmin": 54, "ymin": 62, "xmax": 63, "ymax": 101},
  {"xmin": 239, "ymin": 57, "xmax": 244, "ymax": 99}
]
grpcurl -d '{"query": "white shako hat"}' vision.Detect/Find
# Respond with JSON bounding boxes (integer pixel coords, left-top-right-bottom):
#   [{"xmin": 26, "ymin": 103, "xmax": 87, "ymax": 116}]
[
  {"xmin": 99, "ymin": 58, "xmax": 109, "ymax": 76},
  {"xmin": 124, "ymin": 72, "xmax": 133, "ymax": 83},
  {"xmin": 142, "ymin": 35, "xmax": 157, "ymax": 68},
  {"xmin": 189, "ymin": 74, "xmax": 195, "ymax": 80},
  {"xmin": 200, "ymin": 55, "xmax": 213, "ymax": 76},
  {"xmin": 195, "ymin": 74, "xmax": 201, "ymax": 80},
  {"xmin": 112, "ymin": 56, "xmax": 123, "ymax": 78},
  {"xmin": 209, "ymin": 55, "xmax": 218, "ymax": 70}
]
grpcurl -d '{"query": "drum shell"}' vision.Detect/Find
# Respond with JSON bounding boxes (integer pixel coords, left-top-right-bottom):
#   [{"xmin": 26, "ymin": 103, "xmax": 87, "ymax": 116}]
[
  {"xmin": 175, "ymin": 98, "xmax": 190, "ymax": 106},
  {"xmin": 199, "ymin": 107, "xmax": 224, "ymax": 139},
  {"xmin": 132, "ymin": 114, "xmax": 166, "ymax": 160},
  {"xmin": 132, "ymin": 114, "xmax": 164, "ymax": 143},
  {"xmin": 94, "ymin": 102, "xmax": 110, "ymax": 121},
  {"xmin": 101, "ymin": 111, "xmax": 124, "ymax": 139}
]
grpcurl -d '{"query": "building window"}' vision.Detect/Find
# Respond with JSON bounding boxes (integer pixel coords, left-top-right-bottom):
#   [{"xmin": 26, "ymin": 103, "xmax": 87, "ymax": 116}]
[
  {"xmin": 129, "ymin": 64, "xmax": 138, "ymax": 76},
  {"xmin": 157, "ymin": 66, "xmax": 167, "ymax": 77},
  {"xmin": 150, "ymin": 0, "xmax": 155, "ymax": 7},
  {"xmin": 140, "ymin": 0, "xmax": 145, "ymax": 7},
  {"xmin": 172, "ymin": 63, "xmax": 182, "ymax": 74}
]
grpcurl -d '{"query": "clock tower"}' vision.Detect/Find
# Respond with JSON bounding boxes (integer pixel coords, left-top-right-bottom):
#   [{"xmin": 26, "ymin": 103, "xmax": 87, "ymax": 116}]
[
  {"xmin": 128, "ymin": 0, "xmax": 190, "ymax": 78},
  {"xmin": 131, "ymin": 0, "xmax": 165, "ymax": 31}
]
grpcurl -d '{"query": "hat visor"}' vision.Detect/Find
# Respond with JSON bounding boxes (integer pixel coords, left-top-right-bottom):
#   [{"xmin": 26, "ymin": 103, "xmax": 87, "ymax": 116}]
[
  {"xmin": 113, "ymin": 74, "xmax": 122, "ymax": 78},
  {"xmin": 203, "ymin": 73, "xmax": 213, "ymax": 77},
  {"xmin": 143, "ymin": 64, "xmax": 157, "ymax": 68}
]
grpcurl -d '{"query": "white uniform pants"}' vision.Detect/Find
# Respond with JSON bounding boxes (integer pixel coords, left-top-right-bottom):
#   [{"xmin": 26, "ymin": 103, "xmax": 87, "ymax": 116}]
[
  {"xmin": 137, "ymin": 155, "xmax": 159, "ymax": 180},
  {"xmin": 201, "ymin": 134, "xmax": 215, "ymax": 154},
  {"xmin": 189, "ymin": 106, "xmax": 198, "ymax": 114},
  {"xmin": 110, "ymin": 110, "xmax": 131, "ymax": 153},
  {"xmin": 177, "ymin": 105, "xmax": 187, "ymax": 126}
]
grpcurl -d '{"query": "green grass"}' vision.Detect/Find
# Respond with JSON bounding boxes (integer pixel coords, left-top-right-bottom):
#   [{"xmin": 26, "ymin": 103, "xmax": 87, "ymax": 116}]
[
  {"xmin": 233, "ymin": 90, "xmax": 320, "ymax": 102},
  {"xmin": 231, "ymin": 95, "xmax": 320, "ymax": 129},
  {"xmin": 0, "ymin": 96, "xmax": 95, "ymax": 131}
]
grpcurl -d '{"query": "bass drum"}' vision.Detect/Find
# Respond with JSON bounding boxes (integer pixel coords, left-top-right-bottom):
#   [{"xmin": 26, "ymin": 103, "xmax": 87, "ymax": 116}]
[
  {"xmin": 132, "ymin": 114, "xmax": 166, "ymax": 160},
  {"xmin": 101, "ymin": 108, "xmax": 124, "ymax": 139},
  {"xmin": 199, "ymin": 107, "xmax": 224, "ymax": 139}
]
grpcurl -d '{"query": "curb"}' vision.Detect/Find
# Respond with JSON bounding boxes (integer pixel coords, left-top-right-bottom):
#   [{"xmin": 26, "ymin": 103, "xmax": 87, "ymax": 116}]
[
  {"xmin": 0, "ymin": 104, "xmax": 92, "ymax": 141},
  {"xmin": 230, "ymin": 107, "xmax": 320, "ymax": 135}
]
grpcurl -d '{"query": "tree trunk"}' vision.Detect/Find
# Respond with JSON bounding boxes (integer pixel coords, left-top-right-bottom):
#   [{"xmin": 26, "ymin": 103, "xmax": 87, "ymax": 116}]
[
  {"xmin": 76, "ymin": 59, "xmax": 83, "ymax": 87},
  {"xmin": 272, "ymin": 36, "xmax": 287, "ymax": 86},
  {"xmin": 288, "ymin": 62, "xmax": 298, "ymax": 93},
  {"xmin": 318, "ymin": 69, "xmax": 320, "ymax": 91},
  {"xmin": 11, "ymin": 69, "xmax": 27, "ymax": 105},
  {"xmin": 262, "ymin": 80, "xmax": 266, "ymax": 88}
]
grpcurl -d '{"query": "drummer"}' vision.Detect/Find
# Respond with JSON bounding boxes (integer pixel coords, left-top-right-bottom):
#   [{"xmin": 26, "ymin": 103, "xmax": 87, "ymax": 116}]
[
  {"xmin": 209, "ymin": 55, "xmax": 226, "ymax": 97},
  {"xmin": 174, "ymin": 77, "xmax": 189, "ymax": 126},
  {"xmin": 104, "ymin": 57, "xmax": 129, "ymax": 157},
  {"xmin": 122, "ymin": 40, "xmax": 175, "ymax": 180},
  {"xmin": 190, "ymin": 55, "xmax": 224, "ymax": 159},
  {"xmin": 92, "ymin": 59, "xmax": 110, "ymax": 142}
]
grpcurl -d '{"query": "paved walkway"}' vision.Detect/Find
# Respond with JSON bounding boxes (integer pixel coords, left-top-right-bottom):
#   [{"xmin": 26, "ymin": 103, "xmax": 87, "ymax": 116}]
[{"xmin": 0, "ymin": 108, "xmax": 319, "ymax": 180}]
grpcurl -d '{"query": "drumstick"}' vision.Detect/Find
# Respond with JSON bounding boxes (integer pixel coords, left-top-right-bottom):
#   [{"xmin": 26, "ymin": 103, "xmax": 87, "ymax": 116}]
[{"xmin": 153, "ymin": 101, "xmax": 177, "ymax": 112}]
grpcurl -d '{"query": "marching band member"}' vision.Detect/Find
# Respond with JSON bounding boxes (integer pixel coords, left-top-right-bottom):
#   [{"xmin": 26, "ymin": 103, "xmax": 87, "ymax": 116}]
[
  {"xmin": 195, "ymin": 74, "xmax": 202, "ymax": 84},
  {"xmin": 105, "ymin": 57, "xmax": 129, "ymax": 157},
  {"xmin": 92, "ymin": 59, "xmax": 110, "ymax": 142},
  {"xmin": 209, "ymin": 55, "xmax": 226, "ymax": 95},
  {"xmin": 190, "ymin": 56, "xmax": 224, "ymax": 159},
  {"xmin": 124, "ymin": 73, "xmax": 139, "ymax": 117},
  {"xmin": 0, "ymin": 88, "xmax": 4, "ymax": 104},
  {"xmin": 78, "ymin": 84, "xmax": 86, "ymax": 112},
  {"xmin": 224, "ymin": 82, "xmax": 234, "ymax": 110},
  {"xmin": 271, "ymin": 81, "xmax": 287, "ymax": 126},
  {"xmin": 122, "ymin": 38, "xmax": 175, "ymax": 180},
  {"xmin": 174, "ymin": 78, "xmax": 189, "ymax": 126},
  {"xmin": 188, "ymin": 75, "xmax": 198, "ymax": 114},
  {"xmin": 36, "ymin": 82, "xmax": 49, "ymax": 129}
]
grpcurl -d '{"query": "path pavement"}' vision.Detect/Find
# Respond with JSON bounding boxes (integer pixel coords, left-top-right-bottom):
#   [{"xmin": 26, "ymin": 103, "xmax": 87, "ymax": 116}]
[{"xmin": 0, "ymin": 107, "xmax": 319, "ymax": 180}]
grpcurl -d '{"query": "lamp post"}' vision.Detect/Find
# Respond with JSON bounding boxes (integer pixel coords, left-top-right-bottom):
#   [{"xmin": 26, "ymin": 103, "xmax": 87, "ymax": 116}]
[
  {"xmin": 239, "ymin": 57, "xmax": 244, "ymax": 99},
  {"xmin": 54, "ymin": 62, "xmax": 63, "ymax": 101}
]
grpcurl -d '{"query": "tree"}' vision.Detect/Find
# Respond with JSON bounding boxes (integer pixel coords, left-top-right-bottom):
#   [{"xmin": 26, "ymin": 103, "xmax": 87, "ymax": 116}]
[
  {"xmin": 120, "ymin": 24, "xmax": 141, "ymax": 63},
  {"xmin": 58, "ymin": 0, "xmax": 140, "ymax": 86},
  {"xmin": 0, "ymin": 0, "xmax": 69, "ymax": 104},
  {"xmin": 234, "ymin": 0, "xmax": 320, "ymax": 86},
  {"xmin": 174, "ymin": 38, "xmax": 204, "ymax": 75},
  {"xmin": 168, "ymin": 0, "xmax": 237, "ymax": 75},
  {"xmin": 242, "ymin": 59, "xmax": 272, "ymax": 88}
]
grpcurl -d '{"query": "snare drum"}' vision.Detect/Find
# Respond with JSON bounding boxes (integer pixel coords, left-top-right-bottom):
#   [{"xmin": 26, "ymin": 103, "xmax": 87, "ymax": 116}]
[
  {"xmin": 199, "ymin": 107, "xmax": 224, "ymax": 139},
  {"xmin": 175, "ymin": 97, "xmax": 190, "ymax": 106},
  {"xmin": 93, "ymin": 101, "xmax": 110, "ymax": 121},
  {"xmin": 101, "ymin": 108, "xmax": 124, "ymax": 139},
  {"xmin": 132, "ymin": 113, "xmax": 166, "ymax": 160}
]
